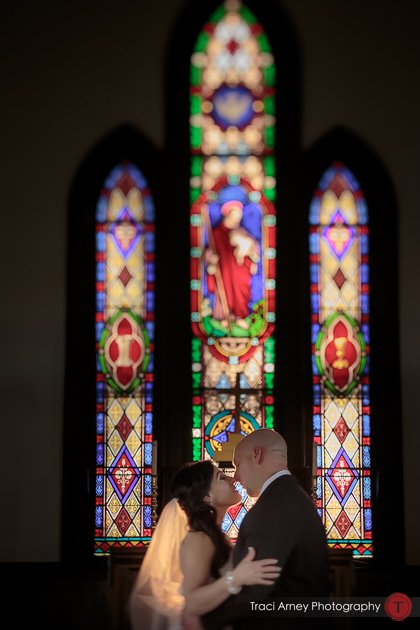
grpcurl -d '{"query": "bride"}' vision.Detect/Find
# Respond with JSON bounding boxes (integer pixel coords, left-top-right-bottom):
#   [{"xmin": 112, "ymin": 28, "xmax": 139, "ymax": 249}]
[{"xmin": 128, "ymin": 461, "xmax": 280, "ymax": 630}]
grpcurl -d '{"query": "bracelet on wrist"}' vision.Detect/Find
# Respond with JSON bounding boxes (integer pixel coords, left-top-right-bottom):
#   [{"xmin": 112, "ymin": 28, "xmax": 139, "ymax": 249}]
[{"xmin": 225, "ymin": 572, "xmax": 242, "ymax": 595}]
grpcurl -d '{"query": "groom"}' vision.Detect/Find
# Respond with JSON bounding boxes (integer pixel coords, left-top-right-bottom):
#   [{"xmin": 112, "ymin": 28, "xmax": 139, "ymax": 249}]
[{"xmin": 201, "ymin": 429, "xmax": 330, "ymax": 629}]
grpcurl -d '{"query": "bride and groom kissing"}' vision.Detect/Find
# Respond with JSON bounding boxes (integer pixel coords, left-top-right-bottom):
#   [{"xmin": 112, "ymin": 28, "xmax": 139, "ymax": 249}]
[{"xmin": 129, "ymin": 429, "xmax": 330, "ymax": 630}]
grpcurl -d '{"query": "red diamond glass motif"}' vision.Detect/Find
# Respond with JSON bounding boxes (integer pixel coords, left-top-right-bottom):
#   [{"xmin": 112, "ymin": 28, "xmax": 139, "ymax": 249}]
[
  {"xmin": 116, "ymin": 414, "xmax": 132, "ymax": 441},
  {"xmin": 335, "ymin": 510, "xmax": 351, "ymax": 537},
  {"xmin": 227, "ymin": 504, "xmax": 242, "ymax": 521},
  {"xmin": 333, "ymin": 417, "xmax": 350, "ymax": 444},
  {"xmin": 116, "ymin": 507, "xmax": 131, "ymax": 536},
  {"xmin": 333, "ymin": 268, "xmax": 346, "ymax": 289},
  {"xmin": 226, "ymin": 39, "xmax": 239, "ymax": 54},
  {"xmin": 119, "ymin": 266, "xmax": 132, "ymax": 287}
]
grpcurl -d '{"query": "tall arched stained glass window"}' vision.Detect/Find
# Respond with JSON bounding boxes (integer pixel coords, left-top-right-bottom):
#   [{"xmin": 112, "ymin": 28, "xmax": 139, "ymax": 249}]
[
  {"xmin": 309, "ymin": 162, "xmax": 372, "ymax": 558},
  {"xmin": 189, "ymin": 0, "xmax": 276, "ymax": 539},
  {"xmin": 94, "ymin": 163, "xmax": 155, "ymax": 555}
]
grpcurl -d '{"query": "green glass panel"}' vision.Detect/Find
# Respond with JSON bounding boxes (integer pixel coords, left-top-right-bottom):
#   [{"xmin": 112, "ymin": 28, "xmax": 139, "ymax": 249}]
[
  {"xmin": 265, "ymin": 406, "xmax": 274, "ymax": 429},
  {"xmin": 264, "ymin": 156, "xmax": 275, "ymax": 176},
  {"xmin": 190, "ymin": 126, "xmax": 201, "ymax": 149},
  {"xmin": 191, "ymin": 156, "xmax": 202, "ymax": 177},
  {"xmin": 209, "ymin": 5, "xmax": 226, "ymax": 23},
  {"xmin": 264, "ymin": 97, "xmax": 275, "ymax": 116},
  {"xmin": 190, "ymin": 95, "xmax": 201, "ymax": 115},
  {"xmin": 192, "ymin": 405, "xmax": 202, "ymax": 427},
  {"xmin": 192, "ymin": 373, "xmax": 201, "ymax": 388},
  {"xmin": 193, "ymin": 438, "xmax": 201, "ymax": 461},
  {"xmin": 265, "ymin": 126, "xmax": 275, "ymax": 148},
  {"xmin": 239, "ymin": 5, "xmax": 257, "ymax": 24},
  {"xmin": 264, "ymin": 188, "xmax": 276, "ymax": 202},
  {"xmin": 190, "ymin": 65, "xmax": 200, "ymax": 86},
  {"xmin": 258, "ymin": 33, "xmax": 272, "ymax": 53},
  {"xmin": 194, "ymin": 31, "xmax": 210, "ymax": 53},
  {"xmin": 264, "ymin": 64, "xmax": 276, "ymax": 86},
  {"xmin": 192, "ymin": 338, "xmax": 201, "ymax": 361},
  {"xmin": 265, "ymin": 373, "xmax": 274, "ymax": 388}
]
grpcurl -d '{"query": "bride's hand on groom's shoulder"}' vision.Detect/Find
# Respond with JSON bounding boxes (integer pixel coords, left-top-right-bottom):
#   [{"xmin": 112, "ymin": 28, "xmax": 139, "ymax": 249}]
[{"xmin": 232, "ymin": 546, "xmax": 282, "ymax": 586}]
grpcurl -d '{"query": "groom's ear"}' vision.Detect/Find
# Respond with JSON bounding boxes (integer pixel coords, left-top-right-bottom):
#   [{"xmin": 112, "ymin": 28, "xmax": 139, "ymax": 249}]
[
  {"xmin": 253, "ymin": 446, "xmax": 263, "ymax": 464},
  {"xmin": 203, "ymin": 494, "xmax": 211, "ymax": 504}
]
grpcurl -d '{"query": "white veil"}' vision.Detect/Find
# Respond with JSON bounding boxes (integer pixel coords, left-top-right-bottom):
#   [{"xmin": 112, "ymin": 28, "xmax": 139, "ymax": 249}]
[{"xmin": 128, "ymin": 498, "xmax": 189, "ymax": 630}]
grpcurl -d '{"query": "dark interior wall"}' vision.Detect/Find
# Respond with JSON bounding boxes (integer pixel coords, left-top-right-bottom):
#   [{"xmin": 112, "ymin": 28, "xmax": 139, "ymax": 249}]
[{"xmin": 0, "ymin": 0, "xmax": 418, "ymax": 563}]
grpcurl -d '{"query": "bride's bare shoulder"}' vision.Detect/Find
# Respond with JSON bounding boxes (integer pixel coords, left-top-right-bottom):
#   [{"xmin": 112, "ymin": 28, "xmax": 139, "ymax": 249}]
[{"xmin": 181, "ymin": 530, "xmax": 215, "ymax": 553}]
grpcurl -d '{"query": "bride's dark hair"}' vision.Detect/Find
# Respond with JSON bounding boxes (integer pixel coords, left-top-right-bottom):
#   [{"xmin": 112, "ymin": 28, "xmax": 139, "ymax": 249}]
[{"xmin": 170, "ymin": 461, "xmax": 231, "ymax": 578}]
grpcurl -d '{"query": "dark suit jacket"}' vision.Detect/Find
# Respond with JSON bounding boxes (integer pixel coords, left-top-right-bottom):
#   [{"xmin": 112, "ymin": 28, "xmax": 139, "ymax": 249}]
[{"xmin": 201, "ymin": 474, "xmax": 330, "ymax": 630}]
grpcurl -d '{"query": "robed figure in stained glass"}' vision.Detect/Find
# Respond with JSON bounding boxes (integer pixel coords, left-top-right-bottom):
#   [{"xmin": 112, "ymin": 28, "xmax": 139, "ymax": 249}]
[{"xmin": 206, "ymin": 199, "xmax": 260, "ymax": 331}]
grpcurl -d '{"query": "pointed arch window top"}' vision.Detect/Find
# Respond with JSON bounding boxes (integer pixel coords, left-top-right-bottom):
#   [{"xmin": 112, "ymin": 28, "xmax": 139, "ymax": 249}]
[
  {"xmin": 309, "ymin": 163, "xmax": 369, "ymax": 227},
  {"xmin": 190, "ymin": 1, "xmax": 275, "ymax": 159}
]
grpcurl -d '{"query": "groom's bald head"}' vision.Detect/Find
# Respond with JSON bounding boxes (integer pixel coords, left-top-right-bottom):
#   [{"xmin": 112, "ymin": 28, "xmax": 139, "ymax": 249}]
[{"xmin": 233, "ymin": 429, "xmax": 288, "ymax": 497}]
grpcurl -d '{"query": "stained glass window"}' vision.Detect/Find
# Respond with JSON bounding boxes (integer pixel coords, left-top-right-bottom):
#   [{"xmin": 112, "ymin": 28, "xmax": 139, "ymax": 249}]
[
  {"xmin": 190, "ymin": 0, "xmax": 276, "ymax": 539},
  {"xmin": 94, "ymin": 163, "xmax": 155, "ymax": 555},
  {"xmin": 309, "ymin": 162, "xmax": 372, "ymax": 558}
]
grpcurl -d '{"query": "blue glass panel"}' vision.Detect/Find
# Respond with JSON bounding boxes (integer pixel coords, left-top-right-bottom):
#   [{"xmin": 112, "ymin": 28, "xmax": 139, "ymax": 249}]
[
  {"xmin": 96, "ymin": 475, "xmax": 103, "ymax": 497},
  {"xmin": 95, "ymin": 322, "xmax": 105, "ymax": 342},
  {"xmin": 147, "ymin": 354, "xmax": 154, "ymax": 373},
  {"xmin": 96, "ymin": 291, "xmax": 105, "ymax": 312},
  {"xmin": 317, "ymin": 508, "xmax": 322, "ymax": 518},
  {"xmin": 363, "ymin": 446, "xmax": 371, "ymax": 467},
  {"xmin": 361, "ymin": 324, "xmax": 370, "ymax": 343},
  {"xmin": 313, "ymin": 384, "xmax": 321, "ymax": 405},
  {"xmin": 96, "ymin": 232, "xmax": 106, "ymax": 252},
  {"xmin": 364, "ymin": 355, "xmax": 370, "ymax": 374},
  {"xmin": 358, "ymin": 198, "xmax": 369, "ymax": 225},
  {"xmin": 311, "ymin": 323, "xmax": 321, "ymax": 343},
  {"xmin": 318, "ymin": 166, "xmax": 336, "ymax": 190},
  {"xmin": 145, "ymin": 412, "xmax": 153, "ymax": 434},
  {"xmin": 310, "ymin": 263, "xmax": 318, "ymax": 284},
  {"xmin": 363, "ymin": 477, "xmax": 371, "ymax": 499},
  {"xmin": 362, "ymin": 415, "xmax": 370, "ymax": 436},
  {"xmin": 146, "ymin": 232, "xmax": 155, "ymax": 252},
  {"xmin": 309, "ymin": 233, "xmax": 319, "ymax": 254},
  {"xmin": 147, "ymin": 262, "xmax": 155, "ymax": 282},
  {"xmin": 317, "ymin": 445, "xmax": 322, "ymax": 468},
  {"xmin": 96, "ymin": 381, "xmax": 104, "ymax": 403},
  {"xmin": 361, "ymin": 264, "xmax": 369, "ymax": 284},
  {"xmin": 365, "ymin": 509, "xmax": 372, "ymax": 530},
  {"xmin": 361, "ymin": 294, "xmax": 370, "ymax": 314},
  {"xmin": 360, "ymin": 234, "xmax": 369, "ymax": 255},
  {"xmin": 312, "ymin": 354, "xmax": 319, "ymax": 375},
  {"xmin": 145, "ymin": 321, "xmax": 155, "ymax": 341},
  {"xmin": 127, "ymin": 164, "xmax": 148, "ymax": 189},
  {"xmin": 145, "ymin": 443, "xmax": 152, "ymax": 465},
  {"xmin": 96, "ymin": 443, "xmax": 104, "ymax": 465},
  {"xmin": 362, "ymin": 384, "xmax": 370, "ymax": 405},
  {"xmin": 144, "ymin": 196, "xmax": 155, "ymax": 221},
  {"xmin": 311, "ymin": 293, "xmax": 319, "ymax": 314},
  {"xmin": 309, "ymin": 198, "xmax": 320, "ymax": 225},
  {"xmin": 146, "ymin": 292, "xmax": 155, "ymax": 312},
  {"xmin": 96, "ymin": 197, "xmax": 108, "ymax": 222},
  {"xmin": 313, "ymin": 414, "xmax": 321, "ymax": 433},
  {"xmin": 96, "ymin": 413, "xmax": 104, "ymax": 434},
  {"xmin": 104, "ymin": 165, "xmax": 123, "ymax": 189},
  {"xmin": 95, "ymin": 506, "xmax": 102, "ymax": 527},
  {"xmin": 341, "ymin": 166, "xmax": 360, "ymax": 191},
  {"xmin": 145, "ymin": 475, "xmax": 152, "ymax": 496},
  {"xmin": 96, "ymin": 261, "xmax": 105, "ymax": 282},
  {"xmin": 316, "ymin": 476, "xmax": 322, "ymax": 498}
]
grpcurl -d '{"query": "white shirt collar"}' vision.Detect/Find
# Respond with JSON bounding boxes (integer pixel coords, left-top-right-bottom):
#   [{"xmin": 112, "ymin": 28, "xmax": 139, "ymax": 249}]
[{"xmin": 260, "ymin": 469, "xmax": 291, "ymax": 496}]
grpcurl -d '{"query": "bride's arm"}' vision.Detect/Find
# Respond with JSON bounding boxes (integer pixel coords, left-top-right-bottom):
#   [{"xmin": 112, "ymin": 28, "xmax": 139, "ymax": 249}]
[{"xmin": 180, "ymin": 531, "xmax": 280, "ymax": 616}]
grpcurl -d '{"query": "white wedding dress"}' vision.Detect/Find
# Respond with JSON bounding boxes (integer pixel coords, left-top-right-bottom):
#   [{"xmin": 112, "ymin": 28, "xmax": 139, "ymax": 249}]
[{"xmin": 128, "ymin": 499, "xmax": 234, "ymax": 630}]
